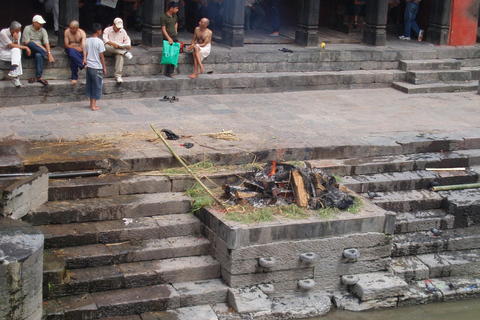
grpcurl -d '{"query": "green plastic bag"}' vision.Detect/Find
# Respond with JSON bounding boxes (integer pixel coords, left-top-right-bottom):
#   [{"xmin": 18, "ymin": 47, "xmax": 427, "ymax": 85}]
[{"xmin": 161, "ymin": 41, "xmax": 181, "ymax": 67}]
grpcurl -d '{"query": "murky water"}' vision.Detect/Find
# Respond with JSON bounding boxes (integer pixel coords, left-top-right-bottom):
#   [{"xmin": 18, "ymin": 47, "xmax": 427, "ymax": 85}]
[{"xmin": 312, "ymin": 298, "xmax": 480, "ymax": 320}]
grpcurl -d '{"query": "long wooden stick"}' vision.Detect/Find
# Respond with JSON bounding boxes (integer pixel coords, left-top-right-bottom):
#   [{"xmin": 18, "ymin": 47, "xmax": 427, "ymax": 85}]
[
  {"xmin": 150, "ymin": 124, "xmax": 226, "ymax": 209},
  {"xmin": 432, "ymin": 183, "xmax": 480, "ymax": 192}
]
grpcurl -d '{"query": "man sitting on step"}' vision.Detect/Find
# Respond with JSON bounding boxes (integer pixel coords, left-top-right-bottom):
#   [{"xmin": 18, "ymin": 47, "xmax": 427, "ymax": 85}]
[
  {"xmin": 103, "ymin": 17, "xmax": 133, "ymax": 84},
  {"xmin": 64, "ymin": 20, "xmax": 86, "ymax": 86},
  {"xmin": 0, "ymin": 21, "xmax": 31, "ymax": 87}
]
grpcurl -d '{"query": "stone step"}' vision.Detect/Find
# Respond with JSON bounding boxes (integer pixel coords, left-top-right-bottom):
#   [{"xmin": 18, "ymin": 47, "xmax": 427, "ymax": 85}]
[
  {"xmin": 43, "ymin": 235, "xmax": 211, "ymax": 281},
  {"xmin": 391, "ymin": 80, "xmax": 479, "ymax": 94},
  {"xmin": 364, "ymin": 189, "xmax": 444, "ymax": 212},
  {"xmin": 43, "ymin": 278, "xmax": 228, "ymax": 319},
  {"xmin": 47, "ymin": 255, "xmax": 221, "ymax": 298},
  {"xmin": 391, "ymin": 249, "xmax": 480, "ymax": 282},
  {"xmin": 38, "ymin": 213, "xmax": 202, "ymax": 249},
  {"xmin": 439, "ymin": 189, "xmax": 480, "ymax": 228},
  {"xmin": 399, "ymin": 59, "xmax": 462, "ymax": 71},
  {"xmin": 342, "ymin": 169, "xmax": 477, "ymax": 193},
  {"xmin": 48, "ymin": 171, "xmax": 245, "ymax": 201},
  {"xmin": 23, "ymin": 192, "xmax": 191, "ymax": 226},
  {"xmin": 406, "ymin": 68, "xmax": 480, "ymax": 85},
  {"xmin": 394, "ymin": 209, "xmax": 455, "ymax": 234},
  {"xmin": 1, "ymin": 70, "xmax": 404, "ymax": 107},
  {"xmin": 306, "ymin": 150, "xmax": 474, "ymax": 176},
  {"xmin": 392, "ymin": 225, "xmax": 480, "ymax": 257}
]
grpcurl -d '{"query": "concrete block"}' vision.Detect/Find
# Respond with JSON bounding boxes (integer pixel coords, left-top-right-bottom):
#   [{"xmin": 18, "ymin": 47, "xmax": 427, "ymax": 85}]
[
  {"xmin": 176, "ymin": 305, "xmax": 219, "ymax": 320},
  {"xmin": 334, "ymin": 294, "xmax": 398, "ymax": 311},
  {"xmin": 352, "ymin": 272, "xmax": 408, "ymax": 301},
  {"xmin": 227, "ymin": 287, "xmax": 271, "ymax": 313},
  {"xmin": 1, "ymin": 166, "xmax": 48, "ymax": 219}
]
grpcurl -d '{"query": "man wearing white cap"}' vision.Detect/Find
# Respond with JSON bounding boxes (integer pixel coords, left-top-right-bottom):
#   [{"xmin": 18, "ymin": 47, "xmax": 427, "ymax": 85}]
[
  {"xmin": 103, "ymin": 17, "xmax": 133, "ymax": 83},
  {"xmin": 22, "ymin": 15, "xmax": 55, "ymax": 85},
  {"xmin": 0, "ymin": 21, "xmax": 31, "ymax": 87}
]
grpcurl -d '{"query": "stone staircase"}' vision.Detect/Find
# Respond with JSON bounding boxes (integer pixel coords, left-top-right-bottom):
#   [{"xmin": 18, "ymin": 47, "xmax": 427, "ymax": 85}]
[
  {"xmin": 392, "ymin": 59, "xmax": 480, "ymax": 94},
  {"xmin": 2, "ymin": 44, "xmax": 480, "ymax": 107},
  {"xmin": 26, "ymin": 175, "xmax": 229, "ymax": 319},
  {"xmin": 333, "ymin": 148, "xmax": 480, "ymax": 306}
]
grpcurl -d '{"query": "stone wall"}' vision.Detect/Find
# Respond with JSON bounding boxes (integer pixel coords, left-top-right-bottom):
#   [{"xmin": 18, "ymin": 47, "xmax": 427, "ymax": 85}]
[
  {"xmin": 0, "ymin": 218, "xmax": 44, "ymax": 320},
  {"xmin": 1, "ymin": 167, "xmax": 49, "ymax": 219}
]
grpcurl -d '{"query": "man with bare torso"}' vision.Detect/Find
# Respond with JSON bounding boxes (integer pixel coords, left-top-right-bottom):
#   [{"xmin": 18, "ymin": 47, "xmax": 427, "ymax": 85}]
[
  {"xmin": 188, "ymin": 18, "xmax": 212, "ymax": 79},
  {"xmin": 64, "ymin": 20, "xmax": 86, "ymax": 85}
]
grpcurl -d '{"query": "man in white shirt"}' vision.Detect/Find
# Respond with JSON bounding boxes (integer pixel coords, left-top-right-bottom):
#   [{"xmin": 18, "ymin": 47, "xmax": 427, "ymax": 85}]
[
  {"xmin": 0, "ymin": 21, "xmax": 31, "ymax": 87},
  {"xmin": 103, "ymin": 17, "xmax": 132, "ymax": 83}
]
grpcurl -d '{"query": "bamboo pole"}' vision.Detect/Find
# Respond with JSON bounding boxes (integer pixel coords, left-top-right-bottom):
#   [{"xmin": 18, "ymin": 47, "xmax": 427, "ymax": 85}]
[
  {"xmin": 150, "ymin": 124, "xmax": 226, "ymax": 209},
  {"xmin": 426, "ymin": 168, "xmax": 466, "ymax": 171},
  {"xmin": 432, "ymin": 183, "xmax": 480, "ymax": 192}
]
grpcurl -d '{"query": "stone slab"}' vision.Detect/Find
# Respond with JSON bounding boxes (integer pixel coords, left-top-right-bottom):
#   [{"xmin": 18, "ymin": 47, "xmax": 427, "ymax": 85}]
[
  {"xmin": 172, "ymin": 278, "xmax": 228, "ymax": 307},
  {"xmin": 271, "ymin": 293, "xmax": 331, "ymax": 319},
  {"xmin": 227, "ymin": 287, "xmax": 271, "ymax": 313},
  {"xmin": 351, "ymin": 272, "xmax": 408, "ymax": 301},
  {"xmin": 390, "ymin": 256, "xmax": 430, "ymax": 282}
]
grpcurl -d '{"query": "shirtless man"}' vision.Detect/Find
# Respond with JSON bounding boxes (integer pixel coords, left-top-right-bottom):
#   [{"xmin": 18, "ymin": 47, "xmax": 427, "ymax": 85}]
[
  {"xmin": 188, "ymin": 18, "xmax": 212, "ymax": 79},
  {"xmin": 64, "ymin": 20, "xmax": 86, "ymax": 85}
]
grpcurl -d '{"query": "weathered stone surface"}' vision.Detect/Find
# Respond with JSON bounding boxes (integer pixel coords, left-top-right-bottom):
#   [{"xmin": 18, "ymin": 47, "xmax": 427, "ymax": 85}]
[
  {"xmin": 1, "ymin": 166, "xmax": 48, "ymax": 219},
  {"xmin": 271, "ymin": 293, "xmax": 331, "ymax": 319},
  {"xmin": 440, "ymin": 189, "xmax": 480, "ymax": 227},
  {"xmin": 152, "ymin": 214, "xmax": 202, "ymax": 238},
  {"xmin": 351, "ymin": 272, "xmax": 408, "ymax": 301},
  {"xmin": 176, "ymin": 305, "xmax": 219, "ymax": 320},
  {"xmin": 48, "ymin": 175, "xmax": 120, "ymax": 201},
  {"xmin": 371, "ymin": 189, "xmax": 443, "ymax": 212},
  {"xmin": 227, "ymin": 287, "xmax": 271, "ymax": 313},
  {"xmin": 222, "ymin": 268, "xmax": 314, "ymax": 288},
  {"xmin": 0, "ymin": 218, "xmax": 44, "ymax": 320},
  {"xmin": 95, "ymin": 217, "xmax": 162, "ymax": 244},
  {"xmin": 173, "ymin": 279, "xmax": 228, "ymax": 307},
  {"xmin": 334, "ymin": 294, "xmax": 398, "ymax": 311},
  {"xmin": 56, "ymin": 293, "xmax": 98, "ymax": 320},
  {"xmin": 92, "ymin": 285, "xmax": 180, "ymax": 318},
  {"xmin": 395, "ymin": 209, "xmax": 455, "ymax": 234},
  {"xmin": 390, "ymin": 256, "xmax": 429, "ymax": 281}
]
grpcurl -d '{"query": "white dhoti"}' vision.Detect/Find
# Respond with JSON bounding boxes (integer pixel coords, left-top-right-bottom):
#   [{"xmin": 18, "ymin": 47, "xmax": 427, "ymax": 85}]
[
  {"xmin": 0, "ymin": 47, "xmax": 23, "ymax": 75},
  {"xmin": 196, "ymin": 43, "xmax": 211, "ymax": 61}
]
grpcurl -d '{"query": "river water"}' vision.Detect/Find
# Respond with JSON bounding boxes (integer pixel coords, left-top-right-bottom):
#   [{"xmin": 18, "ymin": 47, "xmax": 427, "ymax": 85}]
[{"xmin": 311, "ymin": 298, "xmax": 480, "ymax": 320}]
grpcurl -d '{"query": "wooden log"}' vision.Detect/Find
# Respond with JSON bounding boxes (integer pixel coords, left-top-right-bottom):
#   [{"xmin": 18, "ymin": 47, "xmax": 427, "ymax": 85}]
[{"xmin": 291, "ymin": 170, "xmax": 309, "ymax": 207}]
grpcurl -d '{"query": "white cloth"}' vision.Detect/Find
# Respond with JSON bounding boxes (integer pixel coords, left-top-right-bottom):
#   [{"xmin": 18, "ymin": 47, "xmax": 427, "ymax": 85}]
[
  {"xmin": 85, "ymin": 37, "xmax": 105, "ymax": 70},
  {"xmin": 196, "ymin": 43, "xmax": 211, "ymax": 61},
  {"xmin": 0, "ymin": 28, "xmax": 23, "ymax": 75}
]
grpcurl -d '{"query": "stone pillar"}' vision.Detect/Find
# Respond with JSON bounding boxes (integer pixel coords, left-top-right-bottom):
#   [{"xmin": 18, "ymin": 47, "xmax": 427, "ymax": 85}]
[
  {"xmin": 142, "ymin": 0, "xmax": 165, "ymax": 47},
  {"xmin": 295, "ymin": 0, "xmax": 320, "ymax": 46},
  {"xmin": 222, "ymin": 0, "xmax": 244, "ymax": 47},
  {"xmin": 362, "ymin": 0, "xmax": 388, "ymax": 46},
  {"xmin": 59, "ymin": 0, "xmax": 79, "ymax": 48},
  {"xmin": 427, "ymin": 0, "xmax": 452, "ymax": 45}
]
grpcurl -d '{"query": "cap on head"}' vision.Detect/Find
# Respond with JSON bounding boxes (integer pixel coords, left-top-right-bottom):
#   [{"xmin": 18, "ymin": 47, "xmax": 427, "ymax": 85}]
[
  {"xmin": 113, "ymin": 17, "xmax": 123, "ymax": 29},
  {"xmin": 32, "ymin": 15, "xmax": 46, "ymax": 24}
]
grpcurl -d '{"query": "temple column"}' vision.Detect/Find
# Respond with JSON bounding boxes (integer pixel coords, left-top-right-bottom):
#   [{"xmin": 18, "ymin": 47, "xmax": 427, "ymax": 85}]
[
  {"xmin": 222, "ymin": 0, "xmax": 244, "ymax": 47},
  {"xmin": 427, "ymin": 0, "xmax": 452, "ymax": 45},
  {"xmin": 362, "ymin": 0, "xmax": 388, "ymax": 46},
  {"xmin": 142, "ymin": 0, "xmax": 164, "ymax": 47},
  {"xmin": 59, "ymin": 0, "xmax": 79, "ymax": 48},
  {"xmin": 295, "ymin": 0, "xmax": 320, "ymax": 47}
]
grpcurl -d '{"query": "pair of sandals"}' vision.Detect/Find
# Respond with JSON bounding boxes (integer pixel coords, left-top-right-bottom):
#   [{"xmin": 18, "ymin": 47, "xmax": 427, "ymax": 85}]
[
  {"xmin": 160, "ymin": 95, "xmax": 179, "ymax": 102},
  {"xmin": 28, "ymin": 77, "xmax": 48, "ymax": 85}
]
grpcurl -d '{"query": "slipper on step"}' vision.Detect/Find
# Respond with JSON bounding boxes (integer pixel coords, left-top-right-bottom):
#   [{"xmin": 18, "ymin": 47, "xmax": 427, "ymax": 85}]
[
  {"xmin": 268, "ymin": 33, "xmax": 280, "ymax": 37},
  {"xmin": 279, "ymin": 48, "xmax": 293, "ymax": 53},
  {"xmin": 37, "ymin": 78, "xmax": 48, "ymax": 85},
  {"xmin": 28, "ymin": 77, "xmax": 35, "ymax": 84}
]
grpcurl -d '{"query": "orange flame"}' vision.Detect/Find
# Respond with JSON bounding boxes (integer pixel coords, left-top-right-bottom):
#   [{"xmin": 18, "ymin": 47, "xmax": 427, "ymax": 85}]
[{"xmin": 268, "ymin": 161, "xmax": 277, "ymax": 177}]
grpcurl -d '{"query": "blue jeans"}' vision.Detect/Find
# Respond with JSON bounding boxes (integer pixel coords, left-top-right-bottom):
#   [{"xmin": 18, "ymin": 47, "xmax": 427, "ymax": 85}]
[
  {"xmin": 86, "ymin": 68, "xmax": 103, "ymax": 100},
  {"xmin": 404, "ymin": 2, "xmax": 420, "ymax": 38},
  {"xmin": 26, "ymin": 42, "xmax": 47, "ymax": 78},
  {"xmin": 65, "ymin": 48, "xmax": 85, "ymax": 80}
]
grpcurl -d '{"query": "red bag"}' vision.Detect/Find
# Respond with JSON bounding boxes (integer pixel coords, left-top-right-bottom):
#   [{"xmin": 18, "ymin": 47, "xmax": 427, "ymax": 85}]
[{"xmin": 179, "ymin": 41, "xmax": 184, "ymax": 53}]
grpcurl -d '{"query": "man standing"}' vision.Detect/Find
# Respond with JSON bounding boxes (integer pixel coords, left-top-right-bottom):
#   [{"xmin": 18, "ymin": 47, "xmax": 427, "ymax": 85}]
[
  {"xmin": 0, "ymin": 21, "xmax": 31, "ymax": 87},
  {"xmin": 161, "ymin": 1, "xmax": 179, "ymax": 78},
  {"xmin": 188, "ymin": 18, "xmax": 212, "ymax": 79},
  {"xmin": 44, "ymin": 0, "xmax": 60, "ymax": 36},
  {"xmin": 64, "ymin": 20, "xmax": 87, "ymax": 85},
  {"xmin": 245, "ymin": 0, "xmax": 265, "ymax": 30},
  {"xmin": 400, "ymin": 0, "xmax": 424, "ymax": 41},
  {"xmin": 22, "ymin": 15, "xmax": 54, "ymax": 85},
  {"xmin": 103, "ymin": 18, "xmax": 133, "ymax": 83}
]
